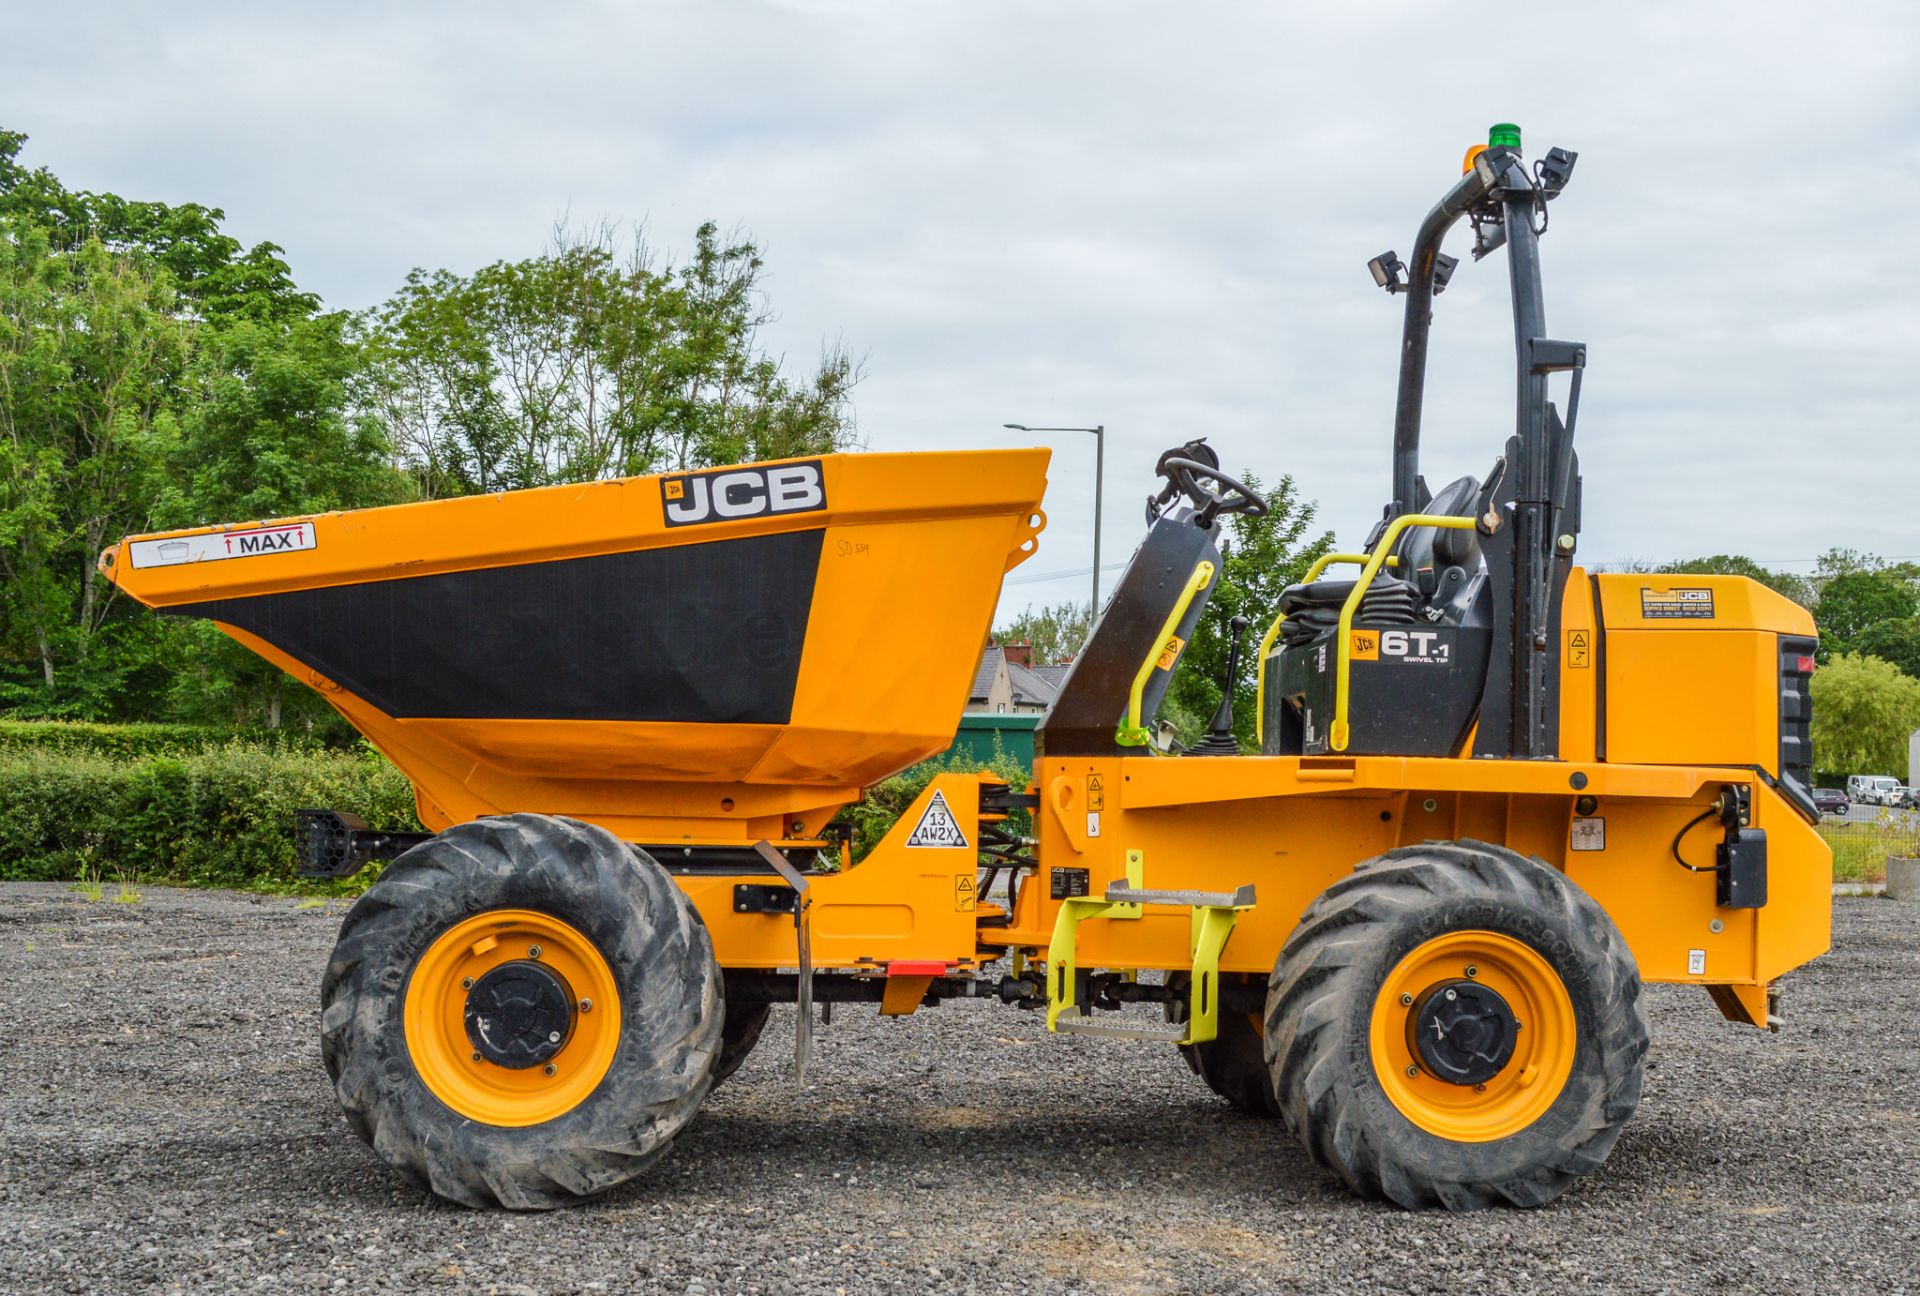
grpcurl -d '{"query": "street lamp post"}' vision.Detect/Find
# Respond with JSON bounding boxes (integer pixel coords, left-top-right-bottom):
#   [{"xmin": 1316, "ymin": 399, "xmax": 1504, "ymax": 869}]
[{"xmin": 1003, "ymin": 422, "xmax": 1105, "ymax": 614}]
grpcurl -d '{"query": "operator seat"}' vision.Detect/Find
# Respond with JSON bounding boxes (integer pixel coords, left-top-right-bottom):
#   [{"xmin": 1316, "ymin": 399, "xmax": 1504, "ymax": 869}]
[
  {"xmin": 1262, "ymin": 472, "xmax": 1495, "ymax": 757},
  {"xmin": 1274, "ymin": 474, "xmax": 1485, "ymax": 647}
]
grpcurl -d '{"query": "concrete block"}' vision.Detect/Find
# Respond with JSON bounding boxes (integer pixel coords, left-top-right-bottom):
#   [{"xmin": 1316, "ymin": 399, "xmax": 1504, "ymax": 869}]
[{"xmin": 1887, "ymin": 855, "xmax": 1920, "ymax": 902}]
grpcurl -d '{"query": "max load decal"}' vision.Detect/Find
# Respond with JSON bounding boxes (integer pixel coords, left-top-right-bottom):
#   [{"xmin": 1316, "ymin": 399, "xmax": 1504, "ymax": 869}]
[
  {"xmin": 905, "ymin": 789, "xmax": 969, "ymax": 849},
  {"xmin": 129, "ymin": 522, "xmax": 317, "ymax": 569}
]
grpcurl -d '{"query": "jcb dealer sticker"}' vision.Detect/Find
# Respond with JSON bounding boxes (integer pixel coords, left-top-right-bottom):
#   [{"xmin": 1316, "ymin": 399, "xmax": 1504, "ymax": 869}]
[
  {"xmin": 128, "ymin": 522, "xmax": 317, "ymax": 569},
  {"xmin": 1349, "ymin": 630, "xmax": 1379, "ymax": 661},
  {"xmin": 1641, "ymin": 587, "xmax": 1715, "ymax": 620}
]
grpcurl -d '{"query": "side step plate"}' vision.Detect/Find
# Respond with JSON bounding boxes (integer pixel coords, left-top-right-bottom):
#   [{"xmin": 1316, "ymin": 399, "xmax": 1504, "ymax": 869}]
[{"xmin": 1053, "ymin": 1018, "xmax": 1189, "ymax": 1044}]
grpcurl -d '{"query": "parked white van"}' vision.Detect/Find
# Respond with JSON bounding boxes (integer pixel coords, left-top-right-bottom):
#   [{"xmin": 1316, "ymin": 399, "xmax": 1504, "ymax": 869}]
[{"xmin": 1847, "ymin": 774, "xmax": 1903, "ymax": 805}]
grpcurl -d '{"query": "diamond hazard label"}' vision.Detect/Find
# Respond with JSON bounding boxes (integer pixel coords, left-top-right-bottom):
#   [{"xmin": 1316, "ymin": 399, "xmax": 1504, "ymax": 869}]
[{"xmin": 905, "ymin": 789, "xmax": 969, "ymax": 848}]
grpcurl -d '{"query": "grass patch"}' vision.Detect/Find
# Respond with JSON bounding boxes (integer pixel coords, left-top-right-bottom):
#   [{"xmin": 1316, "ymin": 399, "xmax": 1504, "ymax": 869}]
[{"xmin": 1817, "ymin": 816, "xmax": 1919, "ymax": 884}]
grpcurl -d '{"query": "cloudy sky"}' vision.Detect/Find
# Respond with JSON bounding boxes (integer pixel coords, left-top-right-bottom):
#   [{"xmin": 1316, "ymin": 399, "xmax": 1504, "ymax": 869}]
[{"xmin": 6, "ymin": 3, "xmax": 1917, "ymax": 615}]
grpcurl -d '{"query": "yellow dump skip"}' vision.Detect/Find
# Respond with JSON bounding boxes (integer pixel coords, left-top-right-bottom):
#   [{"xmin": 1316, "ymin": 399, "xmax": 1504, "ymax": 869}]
[{"xmin": 103, "ymin": 450, "xmax": 1051, "ymax": 842}]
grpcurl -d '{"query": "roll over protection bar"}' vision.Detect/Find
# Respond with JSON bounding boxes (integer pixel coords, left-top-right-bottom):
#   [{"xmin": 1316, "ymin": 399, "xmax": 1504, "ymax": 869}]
[{"xmin": 1390, "ymin": 157, "xmax": 1504, "ymax": 516}]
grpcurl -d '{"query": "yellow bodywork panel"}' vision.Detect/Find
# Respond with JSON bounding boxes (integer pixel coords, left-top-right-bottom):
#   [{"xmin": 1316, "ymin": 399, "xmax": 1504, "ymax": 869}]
[
  {"xmin": 996, "ymin": 752, "xmax": 1829, "ymax": 999},
  {"xmin": 996, "ymin": 571, "xmax": 1828, "ymax": 1019},
  {"xmin": 680, "ymin": 773, "xmax": 992, "ymax": 971}
]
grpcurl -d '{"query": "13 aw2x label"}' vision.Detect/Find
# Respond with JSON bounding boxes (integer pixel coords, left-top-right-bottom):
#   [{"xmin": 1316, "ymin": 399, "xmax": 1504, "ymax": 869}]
[
  {"xmin": 905, "ymin": 789, "xmax": 969, "ymax": 848},
  {"xmin": 660, "ymin": 460, "xmax": 826, "ymax": 527},
  {"xmin": 128, "ymin": 522, "xmax": 317, "ymax": 569}
]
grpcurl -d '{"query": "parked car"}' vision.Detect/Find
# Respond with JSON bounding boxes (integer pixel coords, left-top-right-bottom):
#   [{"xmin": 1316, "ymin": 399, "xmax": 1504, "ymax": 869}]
[
  {"xmin": 1812, "ymin": 788, "xmax": 1850, "ymax": 816},
  {"xmin": 1847, "ymin": 774, "xmax": 1903, "ymax": 805},
  {"xmin": 1893, "ymin": 787, "xmax": 1920, "ymax": 810}
]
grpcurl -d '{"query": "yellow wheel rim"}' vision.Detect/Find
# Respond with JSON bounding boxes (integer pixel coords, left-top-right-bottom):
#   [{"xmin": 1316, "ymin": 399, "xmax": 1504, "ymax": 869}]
[
  {"xmin": 403, "ymin": 909, "xmax": 621, "ymax": 1127},
  {"xmin": 1370, "ymin": 929, "xmax": 1576, "ymax": 1143}
]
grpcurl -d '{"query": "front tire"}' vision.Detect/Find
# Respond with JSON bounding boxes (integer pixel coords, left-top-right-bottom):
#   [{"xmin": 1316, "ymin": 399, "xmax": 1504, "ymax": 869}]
[
  {"xmin": 320, "ymin": 814, "xmax": 721, "ymax": 1209},
  {"xmin": 1264, "ymin": 839, "xmax": 1647, "ymax": 1210}
]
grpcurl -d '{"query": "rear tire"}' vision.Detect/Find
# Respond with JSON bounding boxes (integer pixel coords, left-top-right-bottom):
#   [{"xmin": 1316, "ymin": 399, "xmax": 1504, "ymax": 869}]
[
  {"xmin": 1265, "ymin": 839, "xmax": 1647, "ymax": 1210},
  {"xmin": 712, "ymin": 998, "xmax": 772, "ymax": 1088},
  {"xmin": 320, "ymin": 814, "xmax": 721, "ymax": 1209},
  {"xmin": 1169, "ymin": 973, "xmax": 1281, "ymax": 1117}
]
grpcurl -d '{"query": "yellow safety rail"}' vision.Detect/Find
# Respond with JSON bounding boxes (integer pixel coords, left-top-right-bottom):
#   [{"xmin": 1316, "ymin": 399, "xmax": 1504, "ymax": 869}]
[
  {"xmin": 1115, "ymin": 559, "xmax": 1215, "ymax": 748},
  {"xmin": 1252, "ymin": 552, "xmax": 1395, "ymax": 746},
  {"xmin": 1330, "ymin": 513, "xmax": 1478, "ymax": 752}
]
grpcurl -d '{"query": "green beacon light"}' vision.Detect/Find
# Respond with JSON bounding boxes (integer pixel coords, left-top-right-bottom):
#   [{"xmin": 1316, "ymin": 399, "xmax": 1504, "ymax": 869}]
[{"xmin": 1488, "ymin": 122, "xmax": 1523, "ymax": 150}]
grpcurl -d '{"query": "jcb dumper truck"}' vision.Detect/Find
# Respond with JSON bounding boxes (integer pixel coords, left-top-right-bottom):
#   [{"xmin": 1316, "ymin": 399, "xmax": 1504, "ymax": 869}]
[{"xmin": 102, "ymin": 125, "xmax": 1828, "ymax": 1211}]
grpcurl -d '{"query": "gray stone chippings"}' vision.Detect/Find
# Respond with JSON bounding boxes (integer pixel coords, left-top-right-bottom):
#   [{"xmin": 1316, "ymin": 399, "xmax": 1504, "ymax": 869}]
[{"xmin": 0, "ymin": 882, "xmax": 1914, "ymax": 1295}]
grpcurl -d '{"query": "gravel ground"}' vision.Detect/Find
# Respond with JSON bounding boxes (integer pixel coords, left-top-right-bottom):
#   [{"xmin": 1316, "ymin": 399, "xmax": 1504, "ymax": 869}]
[{"xmin": 1, "ymin": 883, "xmax": 1915, "ymax": 1296}]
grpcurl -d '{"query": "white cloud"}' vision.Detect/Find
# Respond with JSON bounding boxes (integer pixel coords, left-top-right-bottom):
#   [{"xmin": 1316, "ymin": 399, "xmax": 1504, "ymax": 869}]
[{"xmin": 6, "ymin": 1, "xmax": 1917, "ymax": 609}]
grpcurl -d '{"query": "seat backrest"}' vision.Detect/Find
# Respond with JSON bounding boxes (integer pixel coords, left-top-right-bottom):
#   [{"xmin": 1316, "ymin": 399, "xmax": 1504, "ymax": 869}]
[{"xmin": 1393, "ymin": 474, "xmax": 1482, "ymax": 577}]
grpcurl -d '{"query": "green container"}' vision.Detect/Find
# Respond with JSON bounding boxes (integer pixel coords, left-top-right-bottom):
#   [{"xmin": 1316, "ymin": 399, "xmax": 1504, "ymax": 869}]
[{"xmin": 940, "ymin": 713, "xmax": 1040, "ymax": 768}]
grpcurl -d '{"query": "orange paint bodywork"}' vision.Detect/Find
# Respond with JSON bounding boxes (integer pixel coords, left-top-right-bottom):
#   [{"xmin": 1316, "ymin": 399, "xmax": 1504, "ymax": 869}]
[{"xmin": 104, "ymin": 450, "xmax": 1050, "ymax": 843}]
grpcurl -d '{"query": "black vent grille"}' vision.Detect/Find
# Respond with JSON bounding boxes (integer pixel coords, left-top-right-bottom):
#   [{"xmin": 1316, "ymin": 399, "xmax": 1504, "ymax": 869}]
[{"xmin": 1778, "ymin": 634, "xmax": 1817, "ymax": 796}]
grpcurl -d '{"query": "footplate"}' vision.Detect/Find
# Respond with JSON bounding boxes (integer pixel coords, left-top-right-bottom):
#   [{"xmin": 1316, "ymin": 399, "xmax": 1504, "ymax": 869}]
[{"xmin": 1044, "ymin": 850, "xmax": 1255, "ymax": 1045}]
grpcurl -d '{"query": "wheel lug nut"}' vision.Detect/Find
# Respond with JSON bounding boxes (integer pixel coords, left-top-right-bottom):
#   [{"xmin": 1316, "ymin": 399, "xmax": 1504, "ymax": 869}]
[
  {"xmin": 547, "ymin": 1031, "xmax": 562, "ymax": 1044},
  {"xmin": 471, "ymin": 1051, "xmax": 482, "ymax": 1063},
  {"xmin": 461, "ymin": 977, "xmax": 474, "ymax": 990},
  {"xmin": 1399, "ymin": 992, "xmax": 1413, "ymax": 1006},
  {"xmin": 1474, "ymin": 1083, "xmax": 1487, "ymax": 1093},
  {"xmin": 528, "ymin": 945, "xmax": 542, "ymax": 959},
  {"xmin": 1405, "ymin": 1064, "xmax": 1418, "ymax": 1078},
  {"xmin": 1443, "ymin": 988, "xmax": 1457, "ymax": 1001},
  {"xmin": 578, "ymin": 999, "xmax": 593, "ymax": 1013},
  {"xmin": 543, "ymin": 1063, "xmax": 557, "ymax": 1077},
  {"xmin": 1464, "ymin": 965, "xmax": 1478, "ymax": 978}
]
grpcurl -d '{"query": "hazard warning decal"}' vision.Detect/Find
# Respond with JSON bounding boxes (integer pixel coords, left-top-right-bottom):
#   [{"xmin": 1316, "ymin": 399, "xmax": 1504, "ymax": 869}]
[{"xmin": 905, "ymin": 789, "xmax": 969, "ymax": 848}]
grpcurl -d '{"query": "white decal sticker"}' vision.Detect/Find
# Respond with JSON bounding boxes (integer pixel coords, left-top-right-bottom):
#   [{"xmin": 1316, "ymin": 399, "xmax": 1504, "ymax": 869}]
[
  {"xmin": 905, "ymin": 789, "xmax": 968, "ymax": 849},
  {"xmin": 660, "ymin": 460, "xmax": 827, "ymax": 527},
  {"xmin": 1085, "ymin": 811, "xmax": 1101, "ymax": 839},
  {"xmin": 1570, "ymin": 817, "xmax": 1606, "ymax": 851},
  {"xmin": 1687, "ymin": 949, "xmax": 1707, "ymax": 976},
  {"xmin": 128, "ymin": 522, "xmax": 317, "ymax": 569}
]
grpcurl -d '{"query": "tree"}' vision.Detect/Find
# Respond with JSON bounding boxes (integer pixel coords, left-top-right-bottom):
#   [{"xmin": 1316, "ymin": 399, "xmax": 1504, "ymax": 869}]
[
  {"xmin": 0, "ymin": 128, "xmax": 403, "ymax": 726},
  {"xmin": 1659, "ymin": 555, "xmax": 1814, "ymax": 608},
  {"xmin": 0, "ymin": 227, "xmax": 187, "ymax": 704},
  {"xmin": 359, "ymin": 222, "xmax": 860, "ymax": 497},
  {"xmin": 1852, "ymin": 618, "xmax": 1920, "ymax": 682},
  {"xmin": 1814, "ymin": 569, "xmax": 1919, "ymax": 661},
  {"xmin": 1165, "ymin": 471, "xmax": 1336, "ymax": 749},
  {"xmin": 1809, "ymin": 652, "xmax": 1920, "ymax": 782},
  {"xmin": 992, "ymin": 600, "xmax": 1092, "ymax": 665}
]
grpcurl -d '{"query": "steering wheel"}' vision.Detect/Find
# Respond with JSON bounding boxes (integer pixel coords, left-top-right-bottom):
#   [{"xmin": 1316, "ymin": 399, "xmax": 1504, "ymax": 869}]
[{"xmin": 1155, "ymin": 453, "xmax": 1269, "ymax": 526}]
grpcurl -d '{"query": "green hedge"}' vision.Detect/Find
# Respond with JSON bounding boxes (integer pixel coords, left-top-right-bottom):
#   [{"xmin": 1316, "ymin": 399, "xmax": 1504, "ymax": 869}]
[
  {"xmin": 0, "ymin": 743, "xmax": 420, "ymax": 890},
  {"xmin": 0, "ymin": 719, "xmax": 324, "ymax": 759}
]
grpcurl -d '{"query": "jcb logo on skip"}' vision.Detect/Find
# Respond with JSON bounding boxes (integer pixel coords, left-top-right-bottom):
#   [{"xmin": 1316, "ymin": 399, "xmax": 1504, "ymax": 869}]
[{"xmin": 661, "ymin": 461, "xmax": 827, "ymax": 527}]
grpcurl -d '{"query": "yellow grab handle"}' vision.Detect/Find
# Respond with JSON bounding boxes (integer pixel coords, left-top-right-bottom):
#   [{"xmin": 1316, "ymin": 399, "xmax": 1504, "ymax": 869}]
[
  {"xmin": 1330, "ymin": 514, "xmax": 1477, "ymax": 752},
  {"xmin": 1116, "ymin": 560, "xmax": 1214, "ymax": 748},
  {"xmin": 1253, "ymin": 553, "xmax": 1395, "ymax": 746}
]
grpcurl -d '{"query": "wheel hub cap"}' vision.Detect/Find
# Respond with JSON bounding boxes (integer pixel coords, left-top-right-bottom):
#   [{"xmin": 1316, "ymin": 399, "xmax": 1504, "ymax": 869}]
[
  {"xmin": 465, "ymin": 960, "xmax": 574, "ymax": 1068},
  {"xmin": 1409, "ymin": 979, "xmax": 1517, "ymax": 1085}
]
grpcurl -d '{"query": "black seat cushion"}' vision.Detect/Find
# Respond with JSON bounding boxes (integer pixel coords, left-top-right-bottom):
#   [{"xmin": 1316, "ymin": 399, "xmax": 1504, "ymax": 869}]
[{"xmin": 1277, "ymin": 574, "xmax": 1420, "ymax": 646}]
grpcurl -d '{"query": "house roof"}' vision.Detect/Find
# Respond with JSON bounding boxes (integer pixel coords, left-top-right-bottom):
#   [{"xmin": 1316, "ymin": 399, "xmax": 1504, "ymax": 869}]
[
  {"xmin": 1005, "ymin": 659, "xmax": 1062, "ymax": 707},
  {"xmin": 1031, "ymin": 663, "xmax": 1071, "ymax": 692},
  {"xmin": 969, "ymin": 647, "xmax": 1002, "ymax": 703}
]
